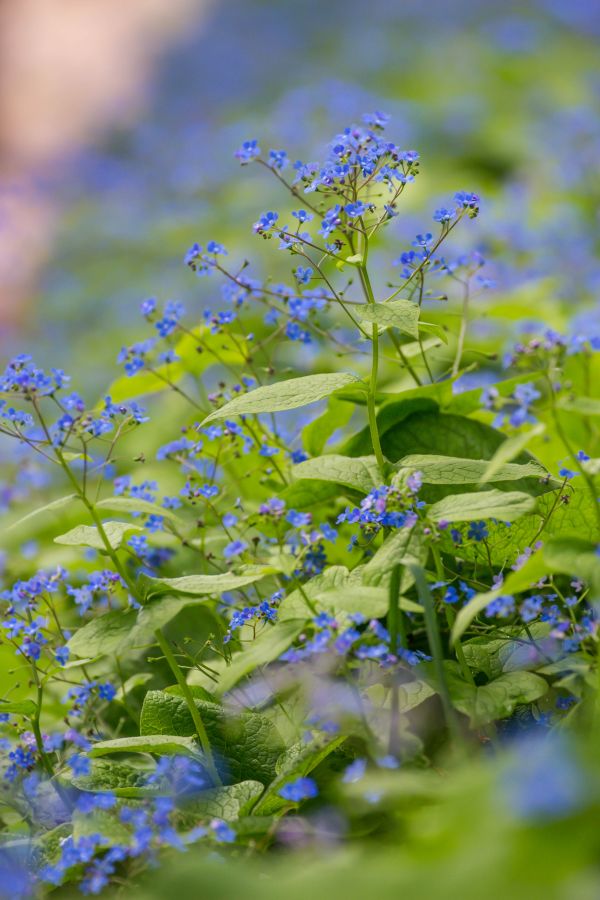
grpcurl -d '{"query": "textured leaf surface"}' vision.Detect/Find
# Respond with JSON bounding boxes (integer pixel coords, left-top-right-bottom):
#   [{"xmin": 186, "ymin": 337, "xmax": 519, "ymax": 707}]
[
  {"xmin": 140, "ymin": 692, "xmax": 285, "ymax": 784},
  {"xmin": 452, "ymin": 536, "xmax": 600, "ymax": 644},
  {"xmin": 395, "ymin": 454, "xmax": 549, "ymax": 485},
  {"xmin": 95, "ymin": 496, "xmax": 183, "ymax": 524},
  {"xmin": 443, "ymin": 665, "xmax": 548, "ymax": 726},
  {"xmin": 292, "ymin": 454, "xmax": 381, "ymax": 495},
  {"xmin": 69, "ymin": 759, "xmax": 158, "ymax": 797},
  {"xmin": 90, "ymin": 734, "xmax": 200, "ymax": 758},
  {"xmin": 356, "ymin": 300, "xmax": 419, "ymax": 337},
  {"xmin": 67, "ymin": 609, "xmax": 137, "ymax": 658},
  {"xmin": 202, "ymin": 373, "xmax": 360, "ymax": 424},
  {"xmin": 428, "ymin": 489, "xmax": 535, "ymax": 523},
  {"xmin": 255, "ymin": 736, "xmax": 345, "ymax": 815},
  {"xmin": 141, "ymin": 567, "xmax": 274, "ymax": 598},
  {"xmin": 54, "ymin": 521, "xmax": 143, "ymax": 551},
  {"xmin": 362, "ymin": 527, "xmax": 426, "ymax": 589},
  {"xmin": 480, "ymin": 424, "xmax": 546, "ymax": 484},
  {"xmin": 302, "ymin": 397, "xmax": 354, "ymax": 457},
  {"xmin": 185, "ymin": 781, "xmax": 264, "ymax": 820}
]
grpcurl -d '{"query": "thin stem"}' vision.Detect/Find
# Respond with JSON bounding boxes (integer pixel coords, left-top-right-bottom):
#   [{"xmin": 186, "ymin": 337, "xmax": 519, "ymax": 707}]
[
  {"xmin": 451, "ymin": 279, "xmax": 470, "ymax": 378},
  {"xmin": 410, "ymin": 565, "xmax": 463, "ymax": 746},
  {"xmin": 387, "ymin": 564, "xmax": 403, "ymax": 755},
  {"xmin": 154, "ymin": 629, "xmax": 220, "ymax": 784},
  {"xmin": 357, "ymin": 254, "xmax": 385, "ymax": 474},
  {"xmin": 431, "ymin": 544, "xmax": 475, "ymax": 686}
]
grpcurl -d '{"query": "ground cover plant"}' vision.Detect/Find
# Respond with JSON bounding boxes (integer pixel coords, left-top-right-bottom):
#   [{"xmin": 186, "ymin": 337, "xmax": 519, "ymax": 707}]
[{"xmin": 0, "ymin": 113, "xmax": 599, "ymax": 897}]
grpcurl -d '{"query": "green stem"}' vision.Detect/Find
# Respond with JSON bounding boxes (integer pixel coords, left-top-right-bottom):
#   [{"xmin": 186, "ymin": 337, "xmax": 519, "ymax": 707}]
[
  {"xmin": 387, "ymin": 564, "xmax": 404, "ymax": 755},
  {"xmin": 358, "ymin": 258, "xmax": 385, "ymax": 475},
  {"xmin": 547, "ymin": 381, "xmax": 600, "ymax": 534},
  {"xmin": 154, "ymin": 629, "xmax": 220, "ymax": 784},
  {"xmin": 430, "ymin": 545, "xmax": 475, "ymax": 686},
  {"xmin": 411, "ymin": 565, "xmax": 463, "ymax": 745}
]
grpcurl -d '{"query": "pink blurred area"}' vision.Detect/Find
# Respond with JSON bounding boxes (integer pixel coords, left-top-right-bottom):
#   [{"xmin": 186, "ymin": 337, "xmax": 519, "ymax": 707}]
[{"xmin": 0, "ymin": 0, "xmax": 209, "ymax": 332}]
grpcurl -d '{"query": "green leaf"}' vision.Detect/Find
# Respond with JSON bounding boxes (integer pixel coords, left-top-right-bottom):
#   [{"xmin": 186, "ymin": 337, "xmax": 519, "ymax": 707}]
[
  {"xmin": 396, "ymin": 336, "xmax": 444, "ymax": 358},
  {"xmin": 278, "ymin": 566, "xmax": 421, "ymax": 620},
  {"xmin": 302, "ymin": 396, "xmax": 354, "ymax": 457},
  {"xmin": 356, "ymin": 300, "xmax": 419, "ymax": 338},
  {"xmin": 452, "ymin": 538, "xmax": 600, "ymax": 645},
  {"xmin": 95, "ymin": 496, "xmax": 183, "ymax": 524},
  {"xmin": 130, "ymin": 595, "xmax": 212, "ymax": 640},
  {"xmin": 394, "ymin": 454, "xmax": 549, "ymax": 486},
  {"xmin": 280, "ymin": 479, "xmax": 340, "ymax": 511},
  {"xmin": 140, "ymin": 692, "xmax": 285, "ymax": 785},
  {"xmin": 72, "ymin": 809, "xmax": 132, "ymax": 845},
  {"xmin": 0, "ymin": 698, "xmax": 37, "ymax": 717},
  {"xmin": 185, "ymin": 781, "xmax": 264, "ymax": 820},
  {"xmin": 543, "ymin": 537, "xmax": 600, "ymax": 590},
  {"xmin": 419, "ymin": 321, "xmax": 449, "ymax": 344},
  {"xmin": 215, "ymin": 620, "xmax": 305, "ymax": 696},
  {"xmin": 443, "ymin": 665, "xmax": 548, "ymax": 727},
  {"xmin": 381, "ymin": 410, "xmax": 522, "ymax": 463},
  {"xmin": 254, "ymin": 736, "xmax": 345, "ymax": 815},
  {"xmin": 68, "ymin": 759, "xmax": 159, "ymax": 797},
  {"xmin": 292, "ymin": 454, "xmax": 382, "ymax": 495},
  {"xmin": 67, "ymin": 609, "xmax": 137, "ymax": 658},
  {"xmin": 5, "ymin": 493, "xmax": 77, "ymax": 533},
  {"xmin": 480, "ymin": 424, "xmax": 546, "ymax": 484},
  {"xmin": 140, "ymin": 567, "xmax": 275, "ymax": 599},
  {"xmin": 201, "ymin": 373, "xmax": 361, "ymax": 424},
  {"xmin": 428, "ymin": 489, "xmax": 536, "ymax": 523},
  {"xmin": 54, "ymin": 521, "xmax": 143, "ymax": 551},
  {"xmin": 361, "ymin": 527, "xmax": 427, "ymax": 589},
  {"xmin": 557, "ymin": 396, "xmax": 600, "ymax": 417},
  {"xmin": 89, "ymin": 734, "xmax": 200, "ymax": 758}
]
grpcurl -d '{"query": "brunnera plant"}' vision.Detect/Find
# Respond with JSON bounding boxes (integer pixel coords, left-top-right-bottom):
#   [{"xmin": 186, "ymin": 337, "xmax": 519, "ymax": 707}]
[{"xmin": 0, "ymin": 112, "xmax": 598, "ymax": 896}]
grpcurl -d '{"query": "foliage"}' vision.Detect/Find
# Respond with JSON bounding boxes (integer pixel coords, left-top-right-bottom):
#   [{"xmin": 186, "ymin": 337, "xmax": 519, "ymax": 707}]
[{"xmin": 0, "ymin": 112, "xmax": 599, "ymax": 897}]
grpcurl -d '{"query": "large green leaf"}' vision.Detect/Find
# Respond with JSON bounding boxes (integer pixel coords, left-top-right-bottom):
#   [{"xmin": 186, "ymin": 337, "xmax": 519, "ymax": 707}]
[
  {"xmin": 356, "ymin": 300, "xmax": 419, "ymax": 337},
  {"xmin": 184, "ymin": 781, "xmax": 264, "ymax": 820},
  {"xmin": 54, "ymin": 521, "xmax": 143, "ymax": 551},
  {"xmin": 428, "ymin": 489, "xmax": 536, "ymax": 523},
  {"xmin": 394, "ymin": 454, "xmax": 550, "ymax": 486},
  {"xmin": 202, "ymin": 373, "xmax": 361, "ymax": 424},
  {"xmin": 302, "ymin": 396, "xmax": 354, "ymax": 457},
  {"xmin": 442, "ymin": 664, "xmax": 548, "ymax": 727},
  {"xmin": 254, "ymin": 736, "xmax": 346, "ymax": 815},
  {"xmin": 291, "ymin": 454, "xmax": 382, "ymax": 495},
  {"xmin": 67, "ymin": 609, "xmax": 137, "ymax": 658},
  {"xmin": 5, "ymin": 493, "xmax": 77, "ymax": 533},
  {"xmin": 452, "ymin": 537, "xmax": 600, "ymax": 644},
  {"xmin": 140, "ymin": 567, "xmax": 275, "ymax": 599},
  {"xmin": 480, "ymin": 424, "xmax": 546, "ymax": 484},
  {"xmin": 89, "ymin": 734, "xmax": 200, "ymax": 758},
  {"xmin": 361, "ymin": 527, "xmax": 427, "ymax": 589},
  {"xmin": 95, "ymin": 496, "xmax": 183, "ymax": 524},
  {"xmin": 140, "ymin": 691, "xmax": 285, "ymax": 785},
  {"xmin": 68, "ymin": 759, "xmax": 159, "ymax": 798}
]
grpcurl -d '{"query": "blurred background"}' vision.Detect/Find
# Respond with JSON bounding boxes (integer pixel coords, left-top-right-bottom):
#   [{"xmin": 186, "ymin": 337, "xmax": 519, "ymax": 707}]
[{"xmin": 0, "ymin": 0, "xmax": 599, "ymax": 389}]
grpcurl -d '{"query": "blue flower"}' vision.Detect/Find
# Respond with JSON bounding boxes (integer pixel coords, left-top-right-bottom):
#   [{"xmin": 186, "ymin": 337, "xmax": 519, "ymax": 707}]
[
  {"xmin": 253, "ymin": 211, "xmax": 279, "ymax": 233},
  {"xmin": 223, "ymin": 540, "xmax": 248, "ymax": 559},
  {"xmin": 467, "ymin": 520, "xmax": 489, "ymax": 541},
  {"xmin": 211, "ymin": 819, "xmax": 236, "ymax": 843},
  {"xmin": 268, "ymin": 149, "xmax": 288, "ymax": 170},
  {"xmin": 235, "ymin": 139, "xmax": 260, "ymax": 164},
  {"xmin": 68, "ymin": 753, "xmax": 91, "ymax": 777},
  {"xmin": 278, "ymin": 776, "xmax": 318, "ymax": 802},
  {"xmin": 433, "ymin": 207, "xmax": 456, "ymax": 224}
]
